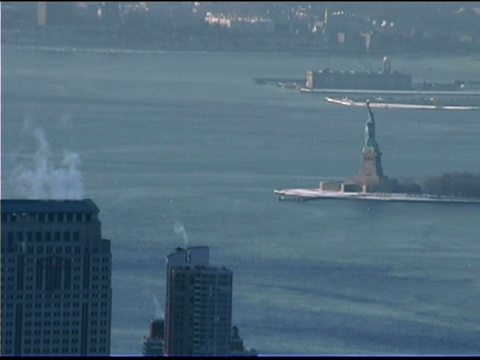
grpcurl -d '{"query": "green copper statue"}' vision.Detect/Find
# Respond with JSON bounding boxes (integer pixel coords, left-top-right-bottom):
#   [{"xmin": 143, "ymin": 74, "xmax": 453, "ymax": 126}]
[{"xmin": 364, "ymin": 100, "xmax": 377, "ymax": 149}]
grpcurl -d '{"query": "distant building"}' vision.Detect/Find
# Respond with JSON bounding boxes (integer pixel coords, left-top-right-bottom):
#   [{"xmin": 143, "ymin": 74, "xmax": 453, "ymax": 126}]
[
  {"xmin": 205, "ymin": 12, "xmax": 274, "ymax": 34},
  {"xmin": 231, "ymin": 326, "xmax": 258, "ymax": 357},
  {"xmin": 0, "ymin": 199, "xmax": 112, "ymax": 356},
  {"xmin": 306, "ymin": 58, "xmax": 412, "ymax": 91},
  {"xmin": 37, "ymin": 2, "xmax": 76, "ymax": 26},
  {"xmin": 99, "ymin": 2, "xmax": 124, "ymax": 27},
  {"xmin": 143, "ymin": 318, "xmax": 164, "ymax": 356},
  {"xmin": 37, "ymin": 2, "xmax": 46, "ymax": 26},
  {"xmin": 163, "ymin": 246, "xmax": 233, "ymax": 356}
]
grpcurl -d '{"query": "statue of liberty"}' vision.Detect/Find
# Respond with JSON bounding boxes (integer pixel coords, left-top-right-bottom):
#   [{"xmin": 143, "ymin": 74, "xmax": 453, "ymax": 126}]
[{"xmin": 364, "ymin": 100, "xmax": 378, "ymax": 149}]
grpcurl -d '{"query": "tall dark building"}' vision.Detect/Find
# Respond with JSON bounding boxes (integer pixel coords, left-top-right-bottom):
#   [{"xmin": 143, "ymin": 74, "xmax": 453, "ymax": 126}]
[
  {"xmin": 164, "ymin": 246, "xmax": 233, "ymax": 356},
  {"xmin": 0, "ymin": 199, "xmax": 112, "ymax": 356}
]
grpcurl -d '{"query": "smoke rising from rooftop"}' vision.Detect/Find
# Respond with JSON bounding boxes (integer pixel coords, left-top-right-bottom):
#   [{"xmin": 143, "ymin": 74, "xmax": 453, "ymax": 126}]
[
  {"xmin": 11, "ymin": 123, "xmax": 85, "ymax": 199},
  {"xmin": 152, "ymin": 295, "xmax": 164, "ymax": 320},
  {"xmin": 174, "ymin": 221, "xmax": 189, "ymax": 248}
]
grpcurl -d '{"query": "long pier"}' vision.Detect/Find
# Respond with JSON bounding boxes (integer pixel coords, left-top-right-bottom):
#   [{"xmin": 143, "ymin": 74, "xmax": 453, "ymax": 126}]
[
  {"xmin": 253, "ymin": 77, "xmax": 305, "ymax": 85},
  {"xmin": 300, "ymin": 88, "xmax": 480, "ymax": 97},
  {"xmin": 274, "ymin": 188, "xmax": 480, "ymax": 204}
]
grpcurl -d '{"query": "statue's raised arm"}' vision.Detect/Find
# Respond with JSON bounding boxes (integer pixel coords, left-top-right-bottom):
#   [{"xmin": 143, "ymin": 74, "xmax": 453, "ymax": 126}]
[{"xmin": 366, "ymin": 100, "xmax": 375, "ymax": 124}]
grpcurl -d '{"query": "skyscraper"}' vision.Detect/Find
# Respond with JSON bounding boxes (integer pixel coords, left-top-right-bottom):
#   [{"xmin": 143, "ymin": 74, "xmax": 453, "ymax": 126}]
[
  {"xmin": 0, "ymin": 199, "xmax": 112, "ymax": 356},
  {"xmin": 164, "ymin": 246, "xmax": 233, "ymax": 356},
  {"xmin": 142, "ymin": 318, "xmax": 165, "ymax": 356}
]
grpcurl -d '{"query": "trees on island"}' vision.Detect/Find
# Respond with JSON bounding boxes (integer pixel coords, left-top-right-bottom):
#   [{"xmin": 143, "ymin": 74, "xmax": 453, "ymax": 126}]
[
  {"xmin": 422, "ymin": 172, "xmax": 480, "ymax": 198},
  {"xmin": 380, "ymin": 172, "xmax": 480, "ymax": 198}
]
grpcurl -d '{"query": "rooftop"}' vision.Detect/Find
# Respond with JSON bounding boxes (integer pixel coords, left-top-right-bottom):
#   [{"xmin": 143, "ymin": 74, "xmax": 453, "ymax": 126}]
[{"xmin": 0, "ymin": 199, "xmax": 100, "ymax": 214}]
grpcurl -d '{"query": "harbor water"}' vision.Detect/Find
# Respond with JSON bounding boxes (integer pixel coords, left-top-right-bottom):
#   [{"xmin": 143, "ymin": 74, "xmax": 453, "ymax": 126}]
[{"xmin": 2, "ymin": 46, "xmax": 480, "ymax": 355}]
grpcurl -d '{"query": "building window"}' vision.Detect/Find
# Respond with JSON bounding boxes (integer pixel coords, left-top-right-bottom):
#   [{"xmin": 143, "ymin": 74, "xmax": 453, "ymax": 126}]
[
  {"xmin": 39, "ymin": 213, "xmax": 45, "ymax": 222},
  {"xmin": 48, "ymin": 213, "xmax": 54, "ymax": 222},
  {"xmin": 76, "ymin": 213, "xmax": 83, "ymax": 222},
  {"xmin": 57, "ymin": 213, "xmax": 64, "ymax": 222},
  {"xmin": 35, "ymin": 231, "xmax": 42, "ymax": 242},
  {"xmin": 66, "ymin": 213, "xmax": 73, "ymax": 222},
  {"xmin": 73, "ymin": 231, "xmax": 79, "ymax": 241},
  {"xmin": 54, "ymin": 231, "xmax": 61, "ymax": 242},
  {"xmin": 64, "ymin": 231, "xmax": 70, "ymax": 242}
]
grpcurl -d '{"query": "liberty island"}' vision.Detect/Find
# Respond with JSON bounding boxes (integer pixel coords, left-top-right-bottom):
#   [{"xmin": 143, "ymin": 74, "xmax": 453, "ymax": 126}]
[{"xmin": 275, "ymin": 102, "xmax": 480, "ymax": 204}]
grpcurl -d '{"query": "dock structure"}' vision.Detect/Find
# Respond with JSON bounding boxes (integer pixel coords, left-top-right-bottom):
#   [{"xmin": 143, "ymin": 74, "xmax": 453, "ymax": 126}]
[
  {"xmin": 253, "ymin": 77, "xmax": 305, "ymax": 85},
  {"xmin": 274, "ymin": 188, "xmax": 480, "ymax": 204},
  {"xmin": 301, "ymin": 87, "xmax": 480, "ymax": 97}
]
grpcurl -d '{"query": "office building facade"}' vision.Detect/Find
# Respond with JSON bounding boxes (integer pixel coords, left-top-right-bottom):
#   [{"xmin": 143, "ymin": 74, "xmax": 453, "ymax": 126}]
[
  {"xmin": 164, "ymin": 246, "xmax": 233, "ymax": 356},
  {"xmin": 142, "ymin": 318, "xmax": 164, "ymax": 356},
  {"xmin": 0, "ymin": 199, "xmax": 112, "ymax": 356}
]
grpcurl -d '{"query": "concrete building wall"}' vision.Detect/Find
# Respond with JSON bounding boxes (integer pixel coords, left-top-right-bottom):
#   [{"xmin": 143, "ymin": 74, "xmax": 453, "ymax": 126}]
[
  {"xmin": 0, "ymin": 199, "xmax": 112, "ymax": 356},
  {"xmin": 164, "ymin": 247, "xmax": 233, "ymax": 356},
  {"xmin": 319, "ymin": 181, "xmax": 342, "ymax": 191},
  {"xmin": 308, "ymin": 69, "xmax": 412, "ymax": 90}
]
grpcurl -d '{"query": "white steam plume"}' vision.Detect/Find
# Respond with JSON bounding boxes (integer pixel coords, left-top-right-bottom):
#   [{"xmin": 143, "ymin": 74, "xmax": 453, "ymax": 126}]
[
  {"xmin": 11, "ymin": 125, "xmax": 85, "ymax": 199},
  {"xmin": 152, "ymin": 295, "xmax": 164, "ymax": 320},
  {"xmin": 174, "ymin": 221, "xmax": 189, "ymax": 248}
]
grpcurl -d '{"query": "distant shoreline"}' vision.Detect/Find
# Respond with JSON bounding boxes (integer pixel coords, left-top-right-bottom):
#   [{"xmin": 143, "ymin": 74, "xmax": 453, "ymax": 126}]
[{"xmin": 3, "ymin": 41, "xmax": 480, "ymax": 60}]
